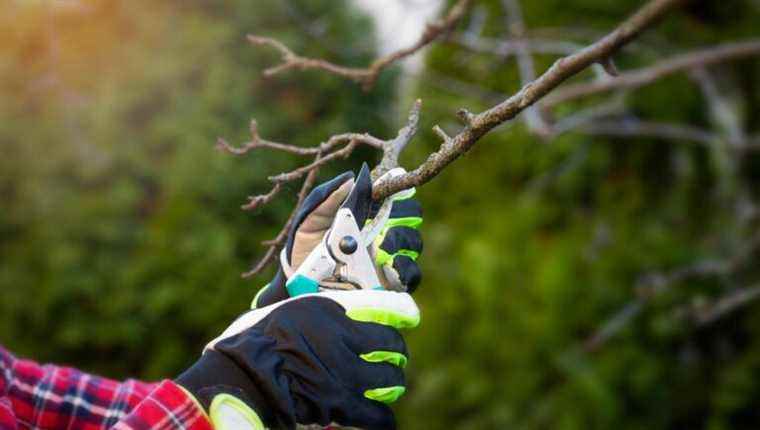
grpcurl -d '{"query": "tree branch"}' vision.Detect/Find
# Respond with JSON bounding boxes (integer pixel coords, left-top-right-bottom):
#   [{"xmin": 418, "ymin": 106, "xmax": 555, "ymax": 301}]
[
  {"xmin": 452, "ymin": 33, "xmax": 585, "ymax": 57},
  {"xmin": 242, "ymin": 153, "xmax": 322, "ymax": 278},
  {"xmin": 234, "ymin": 101, "xmax": 424, "ymax": 276},
  {"xmin": 692, "ymin": 285, "xmax": 760, "ymax": 325},
  {"xmin": 545, "ymin": 40, "xmax": 760, "ymax": 107},
  {"xmin": 584, "ymin": 232, "xmax": 760, "ymax": 351},
  {"xmin": 373, "ymin": 0, "xmax": 689, "ymax": 200},
  {"xmin": 247, "ymin": 0, "xmax": 472, "ymax": 90},
  {"xmin": 578, "ymin": 117, "xmax": 719, "ymax": 146},
  {"xmin": 502, "ymin": 0, "xmax": 552, "ymax": 136},
  {"xmin": 216, "ymin": 119, "xmax": 321, "ymax": 156}
]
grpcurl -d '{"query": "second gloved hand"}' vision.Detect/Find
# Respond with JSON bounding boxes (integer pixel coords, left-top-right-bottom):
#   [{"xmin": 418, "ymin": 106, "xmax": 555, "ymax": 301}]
[{"xmin": 176, "ymin": 290, "xmax": 419, "ymax": 430}]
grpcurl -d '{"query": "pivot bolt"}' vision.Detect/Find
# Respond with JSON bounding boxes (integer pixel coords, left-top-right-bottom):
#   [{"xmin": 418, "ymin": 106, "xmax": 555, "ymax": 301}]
[{"xmin": 339, "ymin": 235, "xmax": 358, "ymax": 254}]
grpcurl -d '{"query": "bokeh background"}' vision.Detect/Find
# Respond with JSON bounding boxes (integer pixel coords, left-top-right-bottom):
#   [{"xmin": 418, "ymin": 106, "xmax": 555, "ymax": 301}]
[{"xmin": 2, "ymin": 0, "xmax": 760, "ymax": 428}]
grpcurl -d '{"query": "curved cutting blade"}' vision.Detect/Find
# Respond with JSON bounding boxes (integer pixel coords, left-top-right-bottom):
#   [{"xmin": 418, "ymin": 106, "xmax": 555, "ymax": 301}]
[
  {"xmin": 340, "ymin": 163, "xmax": 373, "ymax": 228},
  {"xmin": 360, "ymin": 197, "xmax": 392, "ymax": 247}
]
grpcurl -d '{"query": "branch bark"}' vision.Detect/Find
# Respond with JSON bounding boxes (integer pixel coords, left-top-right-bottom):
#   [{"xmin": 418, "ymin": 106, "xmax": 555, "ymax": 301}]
[
  {"xmin": 233, "ymin": 101, "xmax": 423, "ymax": 276},
  {"xmin": 247, "ymin": 0, "xmax": 472, "ymax": 90},
  {"xmin": 373, "ymin": 0, "xmax": 689, "ymax": 200},
  {"xmin": 544, "ymin": 39, "xmax": 760, "ymax": 107},
  {"xmin": 502, "ymin": 0, "xmax": 552, "ymax": 136},
  {"xmin": 584, "ymin": 232, "xmax": 760, "ymax": 351}
]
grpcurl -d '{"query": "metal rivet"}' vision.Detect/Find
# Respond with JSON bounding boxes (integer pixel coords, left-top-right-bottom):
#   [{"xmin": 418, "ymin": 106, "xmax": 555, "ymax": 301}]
[{"xmin": 339, "ymin": 235, "xmax": 358, "ymax": 254}]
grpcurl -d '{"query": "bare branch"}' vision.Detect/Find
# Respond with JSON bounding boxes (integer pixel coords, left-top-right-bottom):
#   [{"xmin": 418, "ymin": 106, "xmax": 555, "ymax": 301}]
[
  {"xmin": 583, "ymin": 301, "xmax": 644, "ymax": 352},
  {"xmin": 584, "ymin": 232, "xmax": 760, "ymax": 351},
  {"xmin": 374, "ymin": 0, "xmax": 690, "ymax": 200},
  {"xmin": 450, "ymin": 33, "xmax": 613, "ymax": 80},
  {"xmin": 452, "ymin": 33, "xmax": 584, "ymax": 57},
  {"xmin": 550, "ymin": 95, "xmax": 627, "ymax": 134},
  {"xmin": 432, "ymin": 125, "xmax": 453, "ymax": 143},
  {"xmin": 242, "ymin": 152, "xmax": 323, "ymax": 277},
  {"xmin": 374, "ymin": 99, "xmax": 422, "ymax": 178},
  {"xmin": 693, "ymin": 285, "xmax": 760, "ymax": 325},
  {"xmin": 502, "ymin": 0, "xmax": 552, "ymax": 136},
  {"xmin": 269, "ymin": 141, "xmax": 359, "ymax": 183},
  {"xmin": 248, "ymin": 0, "xmax": 472, "ymax": 90},
  {"xmin": 242, "ymin": 183, "xmax": 282, "ymax": 211},
  {"xmin": 237, "ymin": 102, "xmax": 424, "ymax": 275},
  {"xmin": 217, "ymin": 120, "xmax": 320, "ymax": 156},
  {"xmin": 545, "ymin": 40, "xmax": 760, "ymax": 107},
  {"xmin": 238, "ymin": 0, "xmax": 758, "ymax": 279},
  {"xmin": 578, "ymin": 117, "xmax": 719, "ymax": 146}
]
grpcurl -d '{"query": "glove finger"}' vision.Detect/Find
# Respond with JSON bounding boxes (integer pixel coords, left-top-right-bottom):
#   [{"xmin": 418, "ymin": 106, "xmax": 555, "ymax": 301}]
[
  {"xmin": 287, "ymin": 171, "xmax": 354, "ymax": 267},
  {"xmin": 252, "ymin": 269, "xmax": 289, "ymax": 309},
  {"xmin": 343, "ymin": 320, "xmax": 408, "ymax": 360},
  {"xmin": 383, "ymin": 255, "xmax": 422, "ymax": 293},
  {"xmin": 379, "ymin": 227, "xmax": 423, "ymax": 255},
  {"xmin": 333, "ymin": 396, "xmax": 396, "ymax": 430},
  {"xmin": 355, "ymin": 361, "xmax": 406, "ymax": 403},
  {"xmin": 389, "ymin": 198, "xmax": 422, "ymax": 218},
  {"xmin": 334, "ymin": 347, "xmax": 405, "ymax": 399},
  {"xmin": 368, "ymin": 193, "xmax": 421, "ymax": 216}
]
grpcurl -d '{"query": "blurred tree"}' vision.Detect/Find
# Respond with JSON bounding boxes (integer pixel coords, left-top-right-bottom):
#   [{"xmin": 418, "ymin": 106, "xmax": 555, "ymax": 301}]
[
  {"xmin": 394, "ymin": 0, "xmax": 760, "ymax": 429},
  {"xmin": 3, "ymin": 0, "xmax": 760, "ymax": 429},
  {"xmin": 0, "ymin": 0, "xmax": 394, "ymax": 379}
]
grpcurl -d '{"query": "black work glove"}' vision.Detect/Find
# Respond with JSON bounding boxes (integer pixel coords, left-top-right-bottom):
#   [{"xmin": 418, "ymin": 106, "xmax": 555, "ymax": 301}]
[
  {"xmin": 176, "ymin": 290, "xmax": 420, "ymax": 430},
  {"xmin": 255, "ymin": 167, "xmax": 423, "ymax": 308}
]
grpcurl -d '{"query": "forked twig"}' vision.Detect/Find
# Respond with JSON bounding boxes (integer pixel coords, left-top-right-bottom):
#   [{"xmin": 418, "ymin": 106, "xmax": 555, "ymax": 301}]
[
  {"xmin": 247, "ymin": 0, "xmax": 472, "ymax": 90},
  {"xmin": 227, "ymin": 101, "xmax": 423, "ymax": 276}
]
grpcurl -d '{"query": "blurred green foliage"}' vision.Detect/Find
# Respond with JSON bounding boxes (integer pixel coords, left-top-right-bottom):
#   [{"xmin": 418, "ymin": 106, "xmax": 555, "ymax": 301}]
[
  {"xmin": 2, "ymin": 0, "xmax": 760, "ymax": 429},
  {"xmin": 0, "ymin": 0, "xmax": 393, "ymax": 378},
  {"xmin": 399, "ymin": 1, "xmax": 760, "ymax": 429}
]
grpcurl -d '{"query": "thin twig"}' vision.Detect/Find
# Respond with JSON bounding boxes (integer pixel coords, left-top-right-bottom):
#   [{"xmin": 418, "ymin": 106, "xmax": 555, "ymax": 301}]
[
  {"xmin": 502, "ymin": 0, "xmax": 552, "ymax": 136},
  {"xmin": 452, "ymin": 33, "xmax": 585, "ymax": 57},
  {"xmin": 242, "ymin": 183, "xmax": 283, "ymax": 211},
  {"xmin": 248, "ymin": 0, "xmax": 473, "ymax": 90},
  {"xmin": 545, "ymin": 39, "xmax": 760, "ymax": 107},
  {"xmin": 374, "ymin": 99, "xmax": 422, "ymax": 178},
  {"xmin": 578, "ymin": 117, "xmax": 719, "ymax": 146},
  {"xmin": 217, "ymin": 120, "xmax": 321, "ymax": 156},
  {"xmin": 692, "ymin": 285, "xmax": 760, "ymax": 325},
  {"xmin": 242, "ymin": 152, "xmax": 323, "ymax": 277},
  {"xmin": 236, "ymin": 102, "xmax": 425, "ymax": 275},
  {"xmin": 584, "ymin": 232, "xmax": 760, "ymax": 351},
  {"xmin": 269, "ymin": 141, "xmax": 359, "ymax": 183}
]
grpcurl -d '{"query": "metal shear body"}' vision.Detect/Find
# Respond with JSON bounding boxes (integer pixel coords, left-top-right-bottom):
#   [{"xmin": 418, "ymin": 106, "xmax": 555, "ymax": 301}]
[{"xmin": 281, "ymin": 165, "xmax": 411, "ymax": 296}]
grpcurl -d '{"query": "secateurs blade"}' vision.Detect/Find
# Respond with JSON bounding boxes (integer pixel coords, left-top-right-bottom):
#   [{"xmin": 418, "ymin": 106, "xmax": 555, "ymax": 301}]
[{"xmin": 280, "ymin": 164, "xmax": 410, "ymax": 296}]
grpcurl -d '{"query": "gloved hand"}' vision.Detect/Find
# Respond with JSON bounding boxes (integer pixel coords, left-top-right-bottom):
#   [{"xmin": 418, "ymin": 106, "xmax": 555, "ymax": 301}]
[
  {"xmin": 254, "ymin": 166, "xmax": 423, "ymax": 308},
  {"xmin": 176, "ymin": 290, "xmax": 419, "ymax": 430}
]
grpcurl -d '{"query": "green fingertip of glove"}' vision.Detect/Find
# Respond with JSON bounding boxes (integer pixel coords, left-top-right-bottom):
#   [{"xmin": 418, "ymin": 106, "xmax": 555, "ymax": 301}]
[
  {"xmin": 346, "ymin": 308, "xmax": 420, "ymax": 329},
  {"xmin": 360, "ymin": 351, "xmax": 408, "ymax": 368},
  {"xmin": 364, "ymin": 386, "xmax": 406, "ymax": 404},
  {"xmin": 385, "ymin": 216, "xmax": 423, "ymax": 230},
  {"xmin": 375, "ymin": 249, "xmax": 420, "ymax": 267},
  {"xmin": 251, "ymin": 284, "xmax": 270, "ymax": 309}
]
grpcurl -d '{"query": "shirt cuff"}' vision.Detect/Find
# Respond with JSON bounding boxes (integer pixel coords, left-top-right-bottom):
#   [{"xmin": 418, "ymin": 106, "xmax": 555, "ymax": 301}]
[{"xmin": 114, "ymin": 380, "xmax": 213, "ymax": 430}]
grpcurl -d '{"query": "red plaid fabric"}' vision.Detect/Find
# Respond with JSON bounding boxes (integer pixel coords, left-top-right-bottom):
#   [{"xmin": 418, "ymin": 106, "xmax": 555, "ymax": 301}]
[{"xmin": 0, "ymin": 346, "xmax": 212, "ymax": 430}]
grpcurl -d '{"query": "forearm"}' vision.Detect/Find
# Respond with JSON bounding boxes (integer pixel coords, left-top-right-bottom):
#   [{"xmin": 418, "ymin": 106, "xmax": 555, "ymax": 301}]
[
  {"xmin": 0, "ymin": 345, "xmax": 166, "ymax": 429},
  {"xmin": 112, "ymin": 380, "xmax": 212, "ymax": 430}
]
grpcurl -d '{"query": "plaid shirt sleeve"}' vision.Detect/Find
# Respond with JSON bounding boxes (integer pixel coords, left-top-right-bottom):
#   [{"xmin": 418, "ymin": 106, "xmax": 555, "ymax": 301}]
[{"xmin": 0, "ymin": 346, "xmax": 213, "ymax": 430}]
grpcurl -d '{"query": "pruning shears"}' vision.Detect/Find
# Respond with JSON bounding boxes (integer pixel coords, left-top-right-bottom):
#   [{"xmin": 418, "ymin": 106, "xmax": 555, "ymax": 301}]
[{"xmin": 280, "ymin": 164, "xmax": 412, "ymax": 296}]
